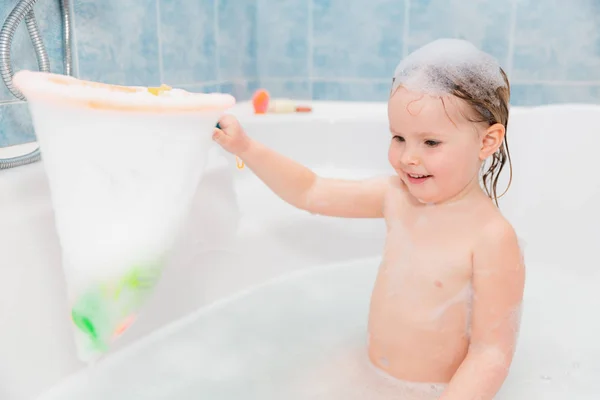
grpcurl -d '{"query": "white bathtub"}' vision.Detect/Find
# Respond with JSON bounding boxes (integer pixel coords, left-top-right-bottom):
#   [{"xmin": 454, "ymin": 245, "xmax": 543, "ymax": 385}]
[{"xmin": 0, "ymin": 101, "xmax": 599, "ymax": 399}]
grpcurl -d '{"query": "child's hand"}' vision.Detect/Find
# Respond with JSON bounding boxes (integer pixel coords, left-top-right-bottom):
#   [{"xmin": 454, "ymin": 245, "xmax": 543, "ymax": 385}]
[{"xmin": 212, "ymin": 115, "xmax": 252, "ymax": 156}]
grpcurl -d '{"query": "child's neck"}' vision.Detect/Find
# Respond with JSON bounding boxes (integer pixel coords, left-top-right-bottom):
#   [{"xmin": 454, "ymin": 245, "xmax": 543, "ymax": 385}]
[{"xmin": 422, "ymin": 176, "xmax": 487, "ymax": 208}]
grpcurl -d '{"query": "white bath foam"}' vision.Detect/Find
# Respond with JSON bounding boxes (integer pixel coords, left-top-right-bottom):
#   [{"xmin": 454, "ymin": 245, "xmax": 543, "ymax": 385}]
[
  {"xmin": 391, "ymin": 38, "xmax": 506, "ymax": 104},
  {"xmin": 14, "ymin": 71, "xmax": 236, "ymax": 362},
  {"xmin": 34, "ymin": 258, "xmax": 600, "ymax": 400}
]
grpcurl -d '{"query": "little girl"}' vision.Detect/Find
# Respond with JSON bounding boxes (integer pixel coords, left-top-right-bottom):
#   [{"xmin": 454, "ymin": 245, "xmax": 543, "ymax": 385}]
[{"xmin": 212, "ymin": 38, "xmax": 525, "ymax": 400}]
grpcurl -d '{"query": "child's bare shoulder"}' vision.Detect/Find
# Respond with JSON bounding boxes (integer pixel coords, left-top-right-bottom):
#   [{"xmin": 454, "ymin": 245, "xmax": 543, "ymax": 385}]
[
  {"xmin": 472, "ymin": 207, "xmax": 523, "ymax": 273},
  {"xmin": 479, "ymin": 208, "xmax": 517, "ymax": 243}
]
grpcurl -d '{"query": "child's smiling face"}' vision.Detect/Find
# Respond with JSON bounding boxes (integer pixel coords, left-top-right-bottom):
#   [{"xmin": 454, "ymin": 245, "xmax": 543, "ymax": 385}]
[{"xmin": 387, "ymin": 86, "xmax": 486, "ymax": 204}]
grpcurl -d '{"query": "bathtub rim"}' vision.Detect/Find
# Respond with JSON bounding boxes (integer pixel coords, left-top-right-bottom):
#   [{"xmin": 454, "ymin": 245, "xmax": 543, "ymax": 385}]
[{"xmin": 2, "ymin": 100, "xmax": 600, "ymax": 160}]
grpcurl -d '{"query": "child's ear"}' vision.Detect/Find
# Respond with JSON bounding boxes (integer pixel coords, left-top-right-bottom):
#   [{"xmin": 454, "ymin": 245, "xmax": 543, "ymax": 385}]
[{"xmin": 479, "ymin": 123, "xmax": 505, "ymax": 160}]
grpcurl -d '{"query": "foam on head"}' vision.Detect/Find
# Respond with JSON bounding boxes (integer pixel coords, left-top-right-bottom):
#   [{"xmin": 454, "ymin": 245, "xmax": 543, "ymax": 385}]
[{"xmin": 391, "ymin": 39, "xmax": 506, "ymax": 105}]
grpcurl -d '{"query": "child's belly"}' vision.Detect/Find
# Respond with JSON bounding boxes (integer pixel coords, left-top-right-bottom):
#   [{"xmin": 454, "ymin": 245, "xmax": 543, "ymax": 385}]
[{"xmin": 367, "ymin": 267, "xmax": 472, "ymax": 383}]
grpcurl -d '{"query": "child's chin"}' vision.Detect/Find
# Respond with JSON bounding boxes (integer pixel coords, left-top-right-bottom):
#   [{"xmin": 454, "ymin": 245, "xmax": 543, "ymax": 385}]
[
  {"xmin": 403, "ymin": 183, "xmax": 437, "ymax": 203},
  {"xmin": 415, "ymin": 196, "xmax": 437, "ymax": 205},
  {"xmin": 407, "ymin": 189, "xmax": 437, "ymax": 205}
]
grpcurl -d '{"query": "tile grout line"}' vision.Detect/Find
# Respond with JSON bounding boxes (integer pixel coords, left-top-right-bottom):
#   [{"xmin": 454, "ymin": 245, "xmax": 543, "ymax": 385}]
[
  {"xmin": 172, "ymin": 77, "xmax": 252, "ymax": 89},
  {"xmin": 253, "ymin": 0, "xmax": 259, "ymax": 86},
  {"xmin": 311, "ymin": 77, "xmax": 392, "ymax": 83},
  {"xmin": 145, "ymin": 77, "xmax": 600, "ymax": 90},
  {"xmin": 256, "ymin": 0, "xmax": 263, "ymax": 84},
  {"xmin": 214, "ymin": 0, "xmax": 221, "ymax": 83},
  {"xmin": 307, "ymin": 0, "xmax": 314, "ymax": 100},
  {"xmin": 402, "ymin": 0, "xmax": 410, "ymax": 59},
  {"xmin": 68, "ymin": 0, "xmax": 81, "ymax": 78},
  {"xmin": 513, "ymin": 80, "xmax": 600, "ymax": 86},
  {"xmin": 155, "ymin": 0, "xmax": 164, "ymax": 83},
  {"xmin": 171, "ymin": 79, "xmax": 230, "ymax": 88},
  {"xmin": 506, "ymin": 0, "xmax": 518, "ymax": 79}
]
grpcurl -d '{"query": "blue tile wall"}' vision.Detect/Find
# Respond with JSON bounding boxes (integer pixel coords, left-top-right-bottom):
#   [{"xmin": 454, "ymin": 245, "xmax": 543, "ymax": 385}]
[
  {"xmin": 75, "ymin": 0, "xmax": 161, "ymax": 86},
  {"xmin": 512, "ymin": 0, "xmax": 600, "ymax": 82},
  {"xmin": 0, "ymin": 0, "xmax": 65, "ymax": 103},
  {"xmin": 312, "ymin": 0, "xmax": 405, "ymax": 80},
  {"xmin": 2, "ymin": 0, "xmax": 600, "ymax": 147},
  {"xmin": 256, "ymin": 0, "xmax": 309, "ymax": 79},
  {"xmin": 0, "ymin": 0, "xmax": 64, "ymax": 147},
  {"xmin": 160, "ymin": 0, "xmax": 216, "ymax": 85},
  {"xmin": 218, "ymin": 0, "xmax": 257, "ymax": 80}
]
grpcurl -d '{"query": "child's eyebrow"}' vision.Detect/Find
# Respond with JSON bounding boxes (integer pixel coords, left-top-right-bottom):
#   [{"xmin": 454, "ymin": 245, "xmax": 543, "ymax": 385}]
[{"xmin": 389, "ymin": 128, "xmax": 444, "ymax": 137}]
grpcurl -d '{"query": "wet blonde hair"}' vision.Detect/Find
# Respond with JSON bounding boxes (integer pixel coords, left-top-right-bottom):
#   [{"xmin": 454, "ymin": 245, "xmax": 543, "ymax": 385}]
[
  {"xmin": 448, "ymin": 67, "xmax": 512, "ymax": 207},
  {"xmin": 391, "ymin": 67, "xmax": 512, "ymax": 207}
]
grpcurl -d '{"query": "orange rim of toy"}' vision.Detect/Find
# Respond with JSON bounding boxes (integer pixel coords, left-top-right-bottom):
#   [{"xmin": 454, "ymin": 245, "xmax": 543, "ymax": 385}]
[
  {"xmin": 236, "ymin": 156, "xmax": 245, "ymax": 169},
  {"xmin": 12, "ymin": 70, "xmax": 236, "ymax": 113}
]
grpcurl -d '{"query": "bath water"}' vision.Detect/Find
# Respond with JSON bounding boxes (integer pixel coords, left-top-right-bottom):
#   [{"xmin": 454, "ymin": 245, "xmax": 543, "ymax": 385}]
[{"xmin": 36, "ymin": 255, "xmax": 598, "ymax": 399}]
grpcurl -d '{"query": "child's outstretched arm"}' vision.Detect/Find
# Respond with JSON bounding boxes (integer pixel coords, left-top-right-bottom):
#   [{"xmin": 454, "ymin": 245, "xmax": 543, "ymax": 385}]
[
  {"xmin": 440, "ymin": 220, "xmax": 525, "ymax": 400},
  {"xmin": 213, "ymin": 115, "xmax": 389, "ymax": 218}
]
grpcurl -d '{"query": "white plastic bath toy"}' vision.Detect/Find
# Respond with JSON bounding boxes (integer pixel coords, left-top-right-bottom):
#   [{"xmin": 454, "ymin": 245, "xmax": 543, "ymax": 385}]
[{"xmin": 13, "ymin": 70, "xmax": 236, "ymax": 362}]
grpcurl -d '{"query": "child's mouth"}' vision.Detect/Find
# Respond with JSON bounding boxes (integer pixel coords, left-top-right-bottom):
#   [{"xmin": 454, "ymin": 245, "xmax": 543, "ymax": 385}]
[{"xmin": 406, "ymin": 173, "xmax": 432, "ymax": 184}]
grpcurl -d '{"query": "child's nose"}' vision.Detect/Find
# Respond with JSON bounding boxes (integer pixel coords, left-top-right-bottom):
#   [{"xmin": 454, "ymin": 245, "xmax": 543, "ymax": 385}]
[{"xmin": 400, "ymin": 147, "xmax": 421, "ymax": 166}]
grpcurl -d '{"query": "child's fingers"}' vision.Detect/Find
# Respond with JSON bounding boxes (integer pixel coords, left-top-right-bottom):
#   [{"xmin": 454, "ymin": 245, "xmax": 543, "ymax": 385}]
[
  {"xmin": 217, "ymin": 114, "xmax": 237, "ymax": 130},
  {"xmin": 212, "ymin": 127, "xmax": 228, "ymax": 143}
]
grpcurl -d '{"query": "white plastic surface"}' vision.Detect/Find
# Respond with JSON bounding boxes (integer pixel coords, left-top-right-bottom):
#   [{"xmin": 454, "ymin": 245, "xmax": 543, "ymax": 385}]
[{"xmin": 11, "ymin": 70, "xmax": 237, "ymax": 363}]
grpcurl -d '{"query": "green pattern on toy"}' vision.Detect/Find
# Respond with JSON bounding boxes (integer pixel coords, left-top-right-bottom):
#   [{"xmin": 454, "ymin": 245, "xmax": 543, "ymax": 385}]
[{"xmin": 70, "ymin": 258, "xmax": 165, "ymax": 354}]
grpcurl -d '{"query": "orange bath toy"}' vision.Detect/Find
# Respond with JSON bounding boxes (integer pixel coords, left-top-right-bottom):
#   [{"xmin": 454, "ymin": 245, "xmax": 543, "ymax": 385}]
[{"xmin": 252, "ymin": 89, "xmax": 270, "ymax": 114}]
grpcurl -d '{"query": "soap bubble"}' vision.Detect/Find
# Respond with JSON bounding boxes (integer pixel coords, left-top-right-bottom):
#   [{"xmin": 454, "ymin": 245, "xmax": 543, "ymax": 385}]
[{"xmin": 391, "ymin": 38, "xmax": 506, "ymax": 106}]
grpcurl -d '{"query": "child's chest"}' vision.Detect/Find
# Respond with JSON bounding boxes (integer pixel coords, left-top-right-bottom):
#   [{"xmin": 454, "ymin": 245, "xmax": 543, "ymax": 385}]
[{"xmin": 381, "ymin": 210, "xmax": 474, "ymax": 299}]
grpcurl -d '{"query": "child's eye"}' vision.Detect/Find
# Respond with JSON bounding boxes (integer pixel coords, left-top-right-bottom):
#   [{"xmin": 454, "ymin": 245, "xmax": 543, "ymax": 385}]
[
  {"xmin": 393, "ymin": 135, "xmax": 405, "ymax": 142},
  {"xmin": 424, "ymin": 140, "xmax": 440, "ymax": 147}
]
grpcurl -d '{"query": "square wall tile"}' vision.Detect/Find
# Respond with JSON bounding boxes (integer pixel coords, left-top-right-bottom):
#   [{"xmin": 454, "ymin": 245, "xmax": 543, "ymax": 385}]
[
  {"xmin": 312, "ymin": 0, "xmax": 406, "ymax": 79},
  {"xmin": 74, "ymin": 0, "xmax": 160, "ymax": 85},
  {"xmin": 0, "ymin": 103, "xmax": 36, "ymax": 147},
  {"xmin": 407, "ymin": 0, "xmax": 512, "ymax": 69},
  {"xmin": 0, "ymin": 1, "xmax": 65, "ymax": 101},
  {"xmin": 218, "ymin": 0, "xmax": 257, "ymax": 80},
  {"xmin": 258, "ymin": 79, "xmax": 311, "ymax": 100},
  {"xmin": 510, "ymin": 83, "xmax": 600, "ymax": 106},
  {"xmin": 313, "ymin": 80, "xmax": 391, "ymax": 101},
  {"xmin": 512, "ymin": 0, "xmax": 600, "ymax": 81},
  {"xmin": 256, "ymin": 0, "xmax": 309, "ymax": 78},
  {"xmin": 220, "ymin": 80, "xmax": 260, "ymax": 102},
  {"xmin": 159, "ymin": 0, "xmax": 217, "ymax": 85},
  {"xmin": 177, "ymin": 83, "xmax": 222, "ymax": 94}
]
